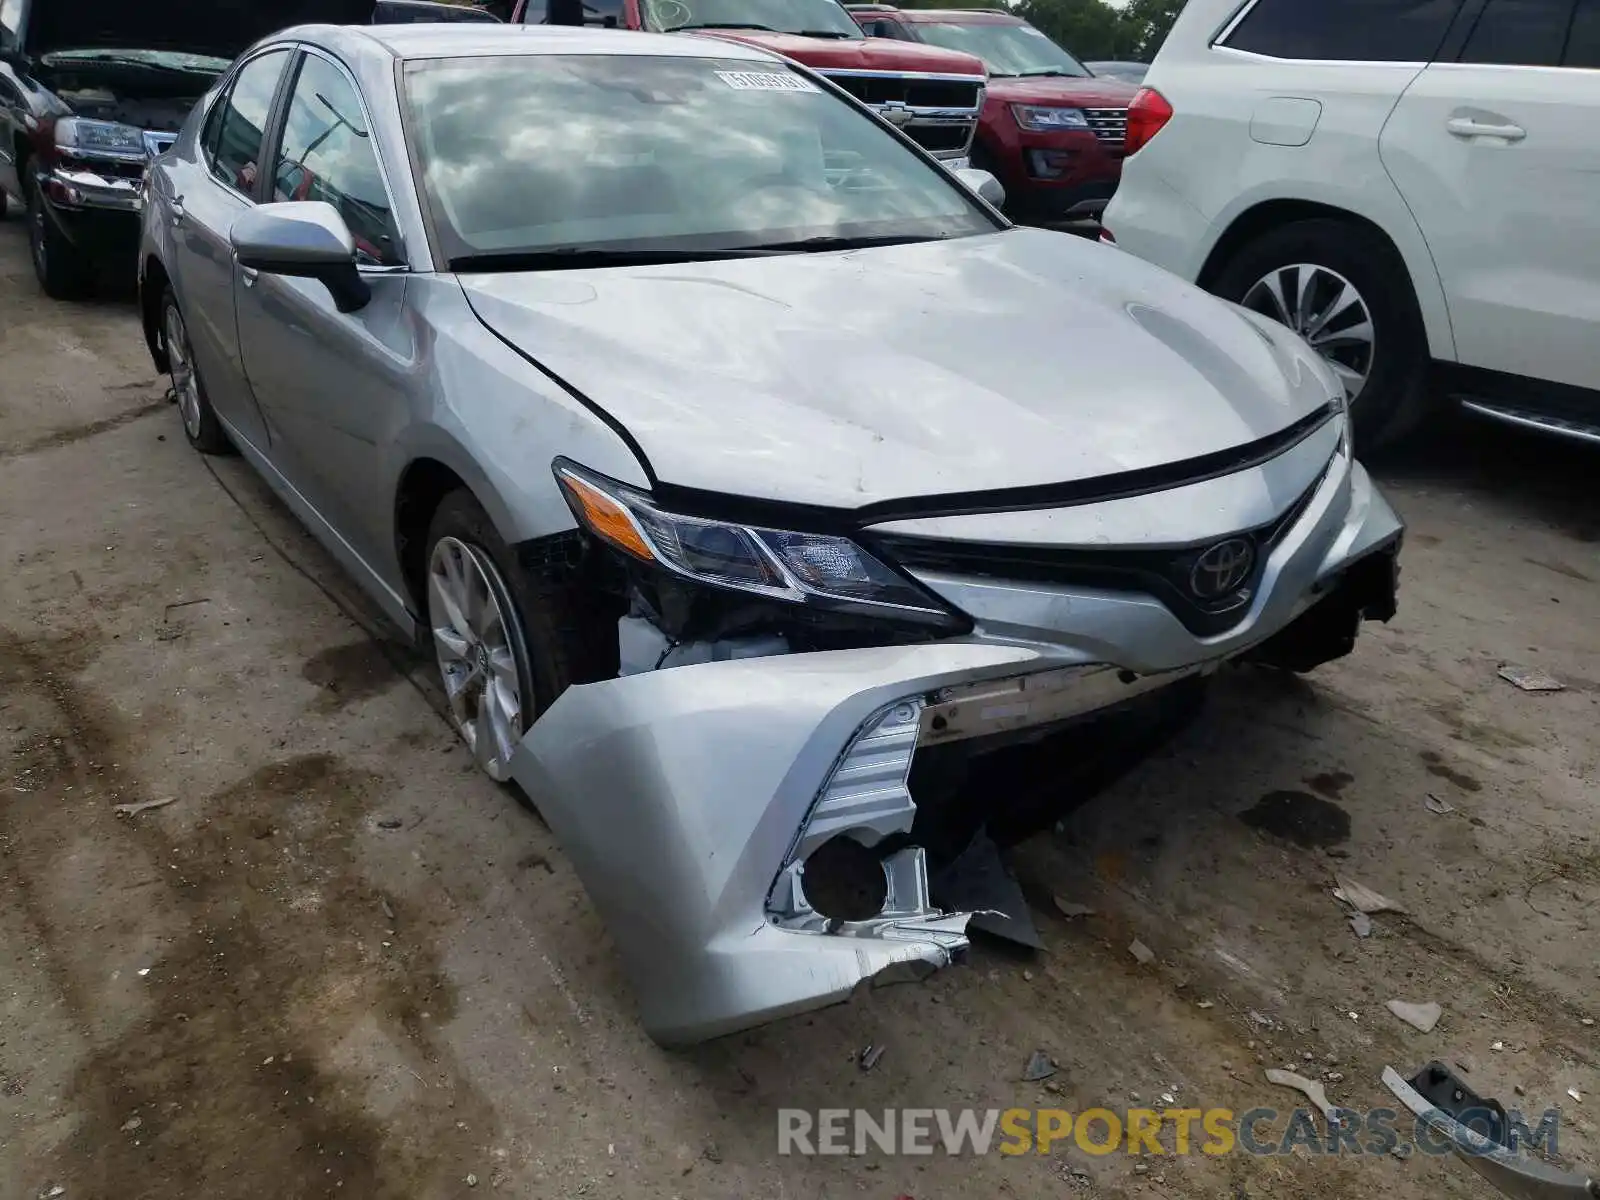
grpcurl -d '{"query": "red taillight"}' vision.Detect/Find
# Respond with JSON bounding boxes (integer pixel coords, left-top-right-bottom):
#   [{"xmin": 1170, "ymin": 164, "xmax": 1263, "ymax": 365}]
[{"xmin": 1124, "ymin": 87, "xmax": 1173, "ymax": 156}]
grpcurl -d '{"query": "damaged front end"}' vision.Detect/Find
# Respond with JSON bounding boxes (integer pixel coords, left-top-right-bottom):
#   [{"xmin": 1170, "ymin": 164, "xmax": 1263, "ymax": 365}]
[{"xmin": 513, "ymin": 439, "xmax": 1403, "ymax": 1045}]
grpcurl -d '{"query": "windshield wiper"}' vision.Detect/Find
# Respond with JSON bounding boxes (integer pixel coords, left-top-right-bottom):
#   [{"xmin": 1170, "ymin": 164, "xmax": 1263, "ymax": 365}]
[
  {"xmin": 795, "ymin": 29, "xmax": 855, "ymax": 37},
  {"xmin": 1016, "ymin": 68, "xmax": 1076, "ymax": 77},
  {"xmin": 449, "ymin": 246, "xmax": 791, "ymax": 272},
  {"xmin": 751, "ymin": 233, "xmax": 942, "ymax": 253},
  {"xmin": 45, "ymin": 51, "xmax": 222, "ymax": 73},
  {"xmin": 662, "ymin": 20, "xmax": 780, "ymax": 32}
]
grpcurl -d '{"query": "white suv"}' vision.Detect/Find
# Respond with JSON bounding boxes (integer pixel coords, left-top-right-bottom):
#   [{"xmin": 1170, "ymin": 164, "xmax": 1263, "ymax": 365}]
[{"xmin": 1101, "ymin": 0, "xmax": 1600, "ymax": 449}]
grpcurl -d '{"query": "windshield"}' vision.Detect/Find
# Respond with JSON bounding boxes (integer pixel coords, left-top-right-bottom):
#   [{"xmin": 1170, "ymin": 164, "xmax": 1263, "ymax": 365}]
[
  {"xmin": 404, "ymin": 54, "xmax": 996, "ymax": 266},
  {"xmin": 640, "ymin": 0, "xmax": 862, "ymax": 37},
  {"xmin": 39, "ymin": 48, "xmax": 232, "ymax": 72},
  {"xmin": 914, "ymin": 21, "xmax": 1089, "ymax": 77}
]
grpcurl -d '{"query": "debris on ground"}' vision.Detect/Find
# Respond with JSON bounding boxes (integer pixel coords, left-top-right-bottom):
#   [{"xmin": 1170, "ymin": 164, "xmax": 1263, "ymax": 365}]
[
  {"xmin": 120, "ymin": 1116, "xmax": 142, "ymax": 1132},
  {"xmin": 1386, "ymin": 1000, "xmax": 1443, "ymax": 1034},
  {"xmin": 1022, "ymin": 1050, "xmax": 1057, "ymax": 1082},
  {"xmin": 1568, "ymin": 1088, "xmax": 1583, "ymax": 1103},
  {"xmin": 1333, "ymin": 874, "xmax": 1406, "ymax": 915},
  {"xmin": 466, "ymin": 1174, "xmax": 478, "ymax": 1187},
  {"xmin": 113, "ymin": 796, "xmax": 179, "ymax": 817},
  {"xmin": 859, "ymin": 1044, "xmax": 886, "ymax": 1072},
  {"xmin": 1423, "ymin": 793, "xmax": 1455, "ymax": 815},
  {"xmin": 1197, "ymin": 1000, "xmax": 1214, "ymax": 1009},
  {"xmin": 38, "ymin": 1186, "xmax": 65, "ymax": 1199},
  {"xmin": 376, "ymin": 817, "xmax": 403, "ymax": 830},
  {"xmin": 1053, "ymin": 897, "xmax": 1097, "ymax": 919},
  {"xmin": 1248, "ymin": 1010, "xmax": 1277, "ymax": 1030},
  {"xmin": 1350, "ymin": 912, "xmax": 1373, "ymax": 938},
  {"xmin": 380, "ymin": 897, "xmax": 396, "ymax": 921},
  {"xmin": 1264, "ymin": 1068, "xmax": 1337, "ymax": 1123},
  {"xmin": 1498, "ymin": 664, "xmax": 1566, "ymax": 692},
  {"xmin": 1492, "ymin": 1041, "xmax": 1506, "ymax": 1052},
  {"xmin": 1129, "ymin": 939, "xmax": 1156, "ymax": 966}
]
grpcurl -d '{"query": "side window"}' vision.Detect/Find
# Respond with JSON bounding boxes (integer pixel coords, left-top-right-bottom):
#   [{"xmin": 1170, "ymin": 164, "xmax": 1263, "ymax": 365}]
[
  {"xmin": 1224, "ymin": 0, "xmax": 1462, "ymax": 62},
  {"xmin": 272, "ymin": 53, "xmax": 403, "ymax": 266},
  {"xmin": 1567, "ymin": 0, "xmax": 1600, "ymax": 67},
  {"xmin": 206, "ymin": 50, "xmax": 291, "ymax": 196},
  {"xmin": 1459, "ymin": 0, "xmax": 1574, "ymax": 66}
]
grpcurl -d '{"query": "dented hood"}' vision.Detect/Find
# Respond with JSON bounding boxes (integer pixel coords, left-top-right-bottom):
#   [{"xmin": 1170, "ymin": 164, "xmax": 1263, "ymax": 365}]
[
  {"xmin": 19, "ymin": 0, "xmax": 375, "ymax": 61},
  {"xmin": 459, "ymin": 227, "xmax": 1339, "ymax": 512}
]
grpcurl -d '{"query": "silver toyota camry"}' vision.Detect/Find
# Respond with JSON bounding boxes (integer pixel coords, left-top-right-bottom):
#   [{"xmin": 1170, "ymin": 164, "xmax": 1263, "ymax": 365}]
[{"xmin": 139, "ymin": 22, "xmax": 1403, "ymax": 1046}]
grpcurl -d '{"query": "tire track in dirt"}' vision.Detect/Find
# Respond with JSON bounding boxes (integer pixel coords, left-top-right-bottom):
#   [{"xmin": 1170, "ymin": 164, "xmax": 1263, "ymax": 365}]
[{"xmin": 1, "ymin": 626, "xmax": 500, "ymax": 1199}]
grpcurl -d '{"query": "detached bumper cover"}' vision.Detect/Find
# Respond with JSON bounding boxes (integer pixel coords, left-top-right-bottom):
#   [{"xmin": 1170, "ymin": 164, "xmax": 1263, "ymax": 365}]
[{"xmin": 513, "ymin": 440, "xmax": 1402, "ymax": 1046}]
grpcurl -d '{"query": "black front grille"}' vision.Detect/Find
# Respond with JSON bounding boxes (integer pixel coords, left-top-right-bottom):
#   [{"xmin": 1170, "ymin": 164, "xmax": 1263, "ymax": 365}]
[
  {"xmin": 824, "ymin": 73, "xmax": 981, "ymax": 110},
  {"xmin": 907, "ymin": 123, "xmax": 970, "ymax": 153},
  {"xmin": 1083, "ymin": 106, "xmax": 1127, "ymax": 145},
  {"xmin": 873, "ymin": 470, "xmax": 1329, "ymax": 639}
]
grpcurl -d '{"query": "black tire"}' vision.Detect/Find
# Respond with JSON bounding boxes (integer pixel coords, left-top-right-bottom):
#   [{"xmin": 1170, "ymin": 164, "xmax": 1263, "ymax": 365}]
[
  {"xmin": 1211, "ymin": 218, "xmax": 1430, "ymax": 452},
  {"xmin": 161, "ymin": 288, "xmax": 233, "ymax": 455},
  {"xmin": 423, "ymin": 491, "xmax": 604, "ymax": 767},
  {"xmin": 26, "ymin": 172, "xmax": 94, "ymax": 300}
]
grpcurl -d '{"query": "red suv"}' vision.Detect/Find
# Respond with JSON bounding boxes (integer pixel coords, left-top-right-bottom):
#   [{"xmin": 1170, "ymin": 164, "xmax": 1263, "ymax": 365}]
[
  {"xmin": 509, "ymin": 0, "xmax": 988, "ymax": 170},
  {"xmin": 847, "ymin": 5, "xmax": 1137, "ymax": 220}
]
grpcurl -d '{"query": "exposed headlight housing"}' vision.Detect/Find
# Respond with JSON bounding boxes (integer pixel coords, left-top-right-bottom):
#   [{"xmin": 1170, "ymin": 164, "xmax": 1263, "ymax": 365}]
[
  {"xmin": 54, "ymin": 117, "xmax": 148, "ymax": 160},
  {"xmin": 1010, "ymin": 104, "xmax": 1089, "ymax": 132},
  {"xmin": 553, "ymin": 459, "xmax": 962, "ymax": 629}
]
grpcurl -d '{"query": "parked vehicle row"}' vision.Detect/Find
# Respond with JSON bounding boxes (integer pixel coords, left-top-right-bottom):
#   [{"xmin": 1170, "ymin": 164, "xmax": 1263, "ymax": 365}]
[
  {"xmin": 133, "ymin": 19, "xmax": 1402, "ymax": 1045},
  {"xmin": 845, "ymin": 5, "xmax": 1138, "ymax": 221},
  {"xmin": 513, "ymin": 0, "xmax": 988, "ymax": 171},
  {"xmin": 1103, "ymin": 0, "xmax": 1600, "ymax": 450}
]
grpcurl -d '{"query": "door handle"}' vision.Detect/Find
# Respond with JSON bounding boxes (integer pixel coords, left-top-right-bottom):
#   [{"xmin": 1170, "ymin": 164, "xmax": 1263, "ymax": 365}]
[
  {"xmin": 1446, "ymin": 116, "xmax": 1525, "ymax": 142},
  {"xmin": 169, "ymin": 196, "xmax": 186, "ymax": 225},
  {"xmin": 240, "ymin": 266, "xmax": 259, "ymax": 287}
]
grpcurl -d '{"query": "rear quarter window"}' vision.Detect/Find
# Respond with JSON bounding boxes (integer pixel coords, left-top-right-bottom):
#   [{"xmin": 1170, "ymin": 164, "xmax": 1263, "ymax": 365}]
[{"xmin": 1222, "ymin": 0, "xmax": 1463, "ymax": 62}]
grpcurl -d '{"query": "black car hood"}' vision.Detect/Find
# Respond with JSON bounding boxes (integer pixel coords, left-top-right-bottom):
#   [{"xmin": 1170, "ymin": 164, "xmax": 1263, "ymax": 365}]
[{"xmin": 20, "ymin": 0, "xmax": 376, "ymax": 61}]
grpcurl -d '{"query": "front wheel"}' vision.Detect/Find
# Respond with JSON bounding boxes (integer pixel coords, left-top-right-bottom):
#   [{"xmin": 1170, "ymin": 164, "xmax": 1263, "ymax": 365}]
[
  {"xmin": 1211, "ymin": 219, "xmax": 1430, "ymax": 452},
  {"xmin": 424, "ymin": 490, "xmax": 591, "ymax": 783}
]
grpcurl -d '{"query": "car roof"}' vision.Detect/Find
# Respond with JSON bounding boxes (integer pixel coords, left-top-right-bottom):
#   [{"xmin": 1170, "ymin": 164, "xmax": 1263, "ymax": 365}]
[{"xmin": 278, "ymin": 22, "xmax": 780, "ymax": 62}]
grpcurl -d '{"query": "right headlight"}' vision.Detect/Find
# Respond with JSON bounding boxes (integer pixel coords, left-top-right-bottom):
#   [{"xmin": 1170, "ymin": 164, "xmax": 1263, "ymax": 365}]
[{"xmin": 553, "ymin": 459, "xmax": 962, "ymax": 628}]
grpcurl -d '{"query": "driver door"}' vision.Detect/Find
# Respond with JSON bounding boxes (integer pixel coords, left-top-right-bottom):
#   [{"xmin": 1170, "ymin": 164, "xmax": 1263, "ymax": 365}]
[{"xmin": 233, "ymin": 47, "xmax": 415, "ymax": 581}]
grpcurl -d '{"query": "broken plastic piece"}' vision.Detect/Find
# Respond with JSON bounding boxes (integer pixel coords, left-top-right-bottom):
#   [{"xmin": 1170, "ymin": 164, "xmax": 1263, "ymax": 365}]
[
  {"xmin": 1387, "ymin": 999, "xmax": 1443, "ymax": 1034},
  {"xmin": 1498, "ymin": 665, "xmax": 1565, "ymax": 693},
  {"xmin": 1334, "ymin": 873, "xmax": 1405, "ymax": 914},
  {"xmin": 1265, "ymin": 1068, "xmax": 1339, "ymax": 1124}
]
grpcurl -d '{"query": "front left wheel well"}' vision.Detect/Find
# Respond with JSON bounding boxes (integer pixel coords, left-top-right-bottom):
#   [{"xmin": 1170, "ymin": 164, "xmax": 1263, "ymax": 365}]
[{"xmin": 394, "ymin": 458, "xmax": 469, "ymax": 620}]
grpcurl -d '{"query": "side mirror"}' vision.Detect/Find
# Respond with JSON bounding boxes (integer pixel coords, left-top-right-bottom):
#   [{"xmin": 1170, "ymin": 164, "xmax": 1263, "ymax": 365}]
[
  {"xmin": 230, "ymin": 201, "xmax": 371, "ymax": 313},
  {"xmin": 954, "ymin": 166, "xmax": 1005, "ymax": 210},
  {"xmin": 871, "ymin": 19, "xmax": 893, "ymax": 37}
]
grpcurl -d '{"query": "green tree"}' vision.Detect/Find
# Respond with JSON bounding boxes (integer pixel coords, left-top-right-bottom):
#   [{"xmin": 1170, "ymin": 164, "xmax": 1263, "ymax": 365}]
[
  {"xmin": 1117, "ymin": 0, "xmax": 1185, "ymax": 58},
  {"xmin": 1012, "ymin": 0, "xmax": 1130, "ymax": 60}
]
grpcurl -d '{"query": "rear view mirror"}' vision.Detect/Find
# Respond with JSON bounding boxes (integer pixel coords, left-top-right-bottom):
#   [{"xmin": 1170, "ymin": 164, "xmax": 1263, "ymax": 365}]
[
  {"xmin": 230, "ymin": 201, "xmax": 371, "ymax": 313},
  {"xmin": 954, "ymin": 167, "xmax": 1005, "ymax": 211}
]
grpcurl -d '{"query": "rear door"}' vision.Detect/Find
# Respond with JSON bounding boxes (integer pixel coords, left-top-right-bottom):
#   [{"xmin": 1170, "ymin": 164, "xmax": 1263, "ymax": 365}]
[
  {"xmin": 168, "ymin": 47, "xmax": 294, "ymax": 449},
  {"xmin": 1380, "ymin": 0, "xmax": 1600, "ymax": 393}
]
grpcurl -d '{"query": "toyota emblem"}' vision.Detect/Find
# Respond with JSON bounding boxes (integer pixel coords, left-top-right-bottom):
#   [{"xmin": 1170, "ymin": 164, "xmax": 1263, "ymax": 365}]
[{"xmin": 1189, "ymin": 538, "xmax": 1255, "ymax": 600}]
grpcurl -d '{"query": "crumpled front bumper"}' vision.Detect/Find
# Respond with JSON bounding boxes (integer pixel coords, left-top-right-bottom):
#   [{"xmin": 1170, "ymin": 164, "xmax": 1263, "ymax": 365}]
[{"xmin": 513, "ymin": 441, "xmax": 1403, "ymax": 1046}]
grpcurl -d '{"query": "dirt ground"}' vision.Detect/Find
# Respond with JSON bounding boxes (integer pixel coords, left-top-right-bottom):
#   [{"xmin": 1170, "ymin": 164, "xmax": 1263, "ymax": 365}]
[{"xmin": 2, "ymin": 218, "xmax": 1597, "ymax": 1200}]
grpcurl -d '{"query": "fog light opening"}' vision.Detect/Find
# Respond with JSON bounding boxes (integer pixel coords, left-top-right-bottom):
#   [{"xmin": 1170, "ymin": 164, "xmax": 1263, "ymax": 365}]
[{"xmin": 799, "ymin": 836, "xmax": 890, "ymax": 923}]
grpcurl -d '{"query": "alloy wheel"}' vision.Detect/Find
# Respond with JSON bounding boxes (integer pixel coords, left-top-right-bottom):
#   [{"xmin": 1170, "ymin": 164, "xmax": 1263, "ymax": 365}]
[
  {"xmin": 428, "ymin": 536, "xmax": 526, "ymax": 782},
  {"xmin": 1241, "ymin": 263, "xmax": 1376, "ymax": 401},
  {"xmin": 164, "ymin": 304, "xmax": 203, "ymax": 439}
]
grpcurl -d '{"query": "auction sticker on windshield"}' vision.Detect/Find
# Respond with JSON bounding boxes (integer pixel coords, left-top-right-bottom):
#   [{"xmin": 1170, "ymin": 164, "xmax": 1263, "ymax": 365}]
[{"xmin": 715, "ymin": 70, "xmax": 818, "ymax": 92}]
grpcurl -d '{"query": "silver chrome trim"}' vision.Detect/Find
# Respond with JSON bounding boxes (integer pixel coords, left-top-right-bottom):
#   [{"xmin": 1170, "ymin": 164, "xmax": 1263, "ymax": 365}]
[
  {"xmin": 40, "ymin": 166, "xmax": 144, "ymax": 212},
  {"xmin": 1459, "ymin": 400, "xmax": 1600, "ymax": 447},
  {"xmin": 818, "ymin": 68, "xmax": 987, "ymax": 84}
]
